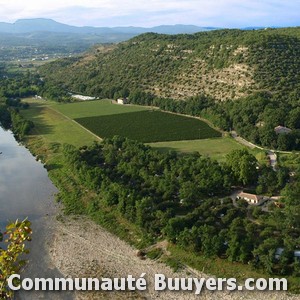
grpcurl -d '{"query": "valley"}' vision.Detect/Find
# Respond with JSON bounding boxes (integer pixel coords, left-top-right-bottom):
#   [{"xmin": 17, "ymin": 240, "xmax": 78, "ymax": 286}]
[
  {"xmin": 1, "ymin": 23, "xmax": 300, "ymax": 299},
  {"xmin": 15, "ymin": 96, "xmax": 299, "ymax": 294}
]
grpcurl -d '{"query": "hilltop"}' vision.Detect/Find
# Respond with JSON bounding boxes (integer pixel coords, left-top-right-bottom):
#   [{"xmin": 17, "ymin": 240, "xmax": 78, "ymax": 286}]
[{"xmin": 39, "ymin": 27, "xmax": 300, "ymax": 101}]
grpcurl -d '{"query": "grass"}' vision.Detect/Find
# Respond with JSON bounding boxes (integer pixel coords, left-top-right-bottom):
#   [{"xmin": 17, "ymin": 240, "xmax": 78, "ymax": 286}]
[
  {"xmin": 168, "ymin": 244, "xmax": 300, "ymax": 293},
  {"xmin": 21, "ymin": 98, "xmax": 261, "ymax": 161},
  {"xmin": 53, "ymin": 99, "xmax": 147, "ymax": 118},
  {"xmin": 168, "ymin": 244, "xmax": 269, "ymax": 280},
  {"xmin": 21, "ymin": 98, "xmax": 254, "ymax": 160},
  {"xmin": 21, "ymin": 99, "xmax": 97, "ymax": 147},
  {"xmin": 146, "ymin": 248, "xmax": 163, "ymax": 260},
  {"xmin": 148, "ymin": 137, "xmax": 245, "ymax": 161},
  {"xmin": 75, "ymin": 110, "xmax": 221, "ymax": 143}
]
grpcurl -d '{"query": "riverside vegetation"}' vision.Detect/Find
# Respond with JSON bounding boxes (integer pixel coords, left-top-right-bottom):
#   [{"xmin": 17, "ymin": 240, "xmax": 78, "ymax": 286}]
[
  {"xmin": 55, "ymin": 138, "xmax": 299, "ymax": 291},
  {"xmin": 0, "ymin": 69, "xmax": 37, "ymax": 138},
  {"xmin": 0, "ymin": 220, "xmax": 32, "ymax": 299}
]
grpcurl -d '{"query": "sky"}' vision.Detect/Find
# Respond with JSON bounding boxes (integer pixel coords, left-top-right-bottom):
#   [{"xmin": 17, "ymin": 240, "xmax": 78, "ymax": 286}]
[{"xmin": 0, "ymin": 0, "xmax": 299, "ymax": 28}]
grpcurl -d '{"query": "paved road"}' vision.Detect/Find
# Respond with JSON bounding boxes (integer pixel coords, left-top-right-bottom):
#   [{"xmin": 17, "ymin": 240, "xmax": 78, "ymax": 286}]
[
  {"xmin": 231, "ymin": 131, "xmax": 262, "ymax": 149},
  {"xmin": 267, "ymin": 150, "xmax": 277, "ymax": 170},
  {"xmin": 231, "ymin": 131, "xmax": 298, "ymax": 155},
  {"xmin": 231, "ymin": 131, "xmax": 277, "ymax": 170}
]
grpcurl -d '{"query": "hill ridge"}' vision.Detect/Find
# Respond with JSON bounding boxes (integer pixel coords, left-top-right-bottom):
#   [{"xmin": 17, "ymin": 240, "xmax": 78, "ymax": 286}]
[
  {"xmin": 0, "ymin": 18, "xmax": 218, "ymax": 35},
  {"xmin": 39, "ymin": 27, "xmax": 300, "ymax": 101}
]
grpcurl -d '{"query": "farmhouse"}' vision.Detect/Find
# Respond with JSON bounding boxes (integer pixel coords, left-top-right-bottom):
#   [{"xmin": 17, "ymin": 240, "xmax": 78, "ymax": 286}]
[
  {"xmin": 236, "ymin": 192, "xmax": 263, "ymax": 205},
  {"xmin": 274, "ymin": 125, "xmax": 292, "ymax": 134},
  {"xmin": 117, "ymin": 98, "xmax": 127, "ymax": 105}
]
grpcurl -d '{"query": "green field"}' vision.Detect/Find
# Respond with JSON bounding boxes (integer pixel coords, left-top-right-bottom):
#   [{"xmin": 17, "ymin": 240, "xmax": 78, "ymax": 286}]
[
  {"xmin": 53, "ymin": 99, "xmax": 147, "ymax": 118},
  {"xmin": 21, "ymin": 98, "xmax": 248, "ymax": 160},
  {"xmin": 148, "ymin": 137, "xmax": 245, "ymax": 161},
  {"xmin": 75, "ymin": 110, "xmax": 221, "ymax": 143},
  {"xmin": 21, "ymin": 99, "xmax": 97, "ymax": 147}
]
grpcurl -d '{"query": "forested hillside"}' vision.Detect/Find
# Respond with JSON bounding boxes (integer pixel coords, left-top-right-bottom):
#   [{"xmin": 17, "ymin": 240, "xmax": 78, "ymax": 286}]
[
  {"xmin": 0, "ymin": 71, "xmax": 36, "ymax": 137},
  {"xmin": 40, "ymin": 27, "xmax": 300, "ymax": 101},
  {"xmin": 39, "ymin": 27, "xmax": 300, "ymax": 150}
]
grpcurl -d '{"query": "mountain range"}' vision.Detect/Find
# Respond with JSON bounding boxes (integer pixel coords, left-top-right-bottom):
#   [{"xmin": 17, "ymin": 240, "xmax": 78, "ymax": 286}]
[
  {"xmin": 0, "ymin": 18, "xmax": 217, "ymax": 36},
  {"xmin": 0, "ymin": 18, "xmax": 222, "ymax": 51}
]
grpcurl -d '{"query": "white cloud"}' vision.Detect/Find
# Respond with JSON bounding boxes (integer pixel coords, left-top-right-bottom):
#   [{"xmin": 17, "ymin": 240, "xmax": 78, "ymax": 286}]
[{"xmin": 0, "ymin": 0, "xmax": 298, "ymax": 27}]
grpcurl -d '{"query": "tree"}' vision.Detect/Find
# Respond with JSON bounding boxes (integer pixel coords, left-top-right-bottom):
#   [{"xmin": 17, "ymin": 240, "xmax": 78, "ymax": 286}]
[
  {"xmin": 277, "ymin": 133, "xmax": 292, "ymax": 151},
  {"xmin": 0, "ymin": 219, "xmax": 32, "ymax": 299},
  {"xmin": 256, "ymin": 165, "xmax": 278, "ymax": 195},
  {"xmin": 287, "ymin": 108, "xmax": 300, "ymax": 129},
  {"xmin": 164, "ymin": 217, "xmax": 186, "ymax": 243},
  {"xmin": 259, "ymin": 125, "xmax": 278, "ymax": 148},
  {"xmin": 281, "ymin": 181, "xmax": 300, "ymax": 228},
  {"xmin": 276, "ymin": 166, "xmax": 289, "ymax": 190},
  {"xmin": 197, "ymin": 225, "xmax": 223, "ymax": 256},
  {"xmin": 226, "ymin": 218, "xmax": 253, "ymax": 263},
  {"xmin": 254, "ymin": 235, "xmax": 282, "ymax": 274},
  {"xmin": 226, "ymin": 149, "xmax": 258, "ymax": 186},
  {"xmin": 179, "ymin": 181, "xmax": 200, "ymax": 207}
]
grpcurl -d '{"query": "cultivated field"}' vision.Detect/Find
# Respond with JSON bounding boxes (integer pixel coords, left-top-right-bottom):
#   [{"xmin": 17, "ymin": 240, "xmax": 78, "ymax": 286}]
[
  {"xmin": 53, "ymin": 99, "xmax": 147, "ymax": 118},
  {"xmin": 148, "ymin": 137, "xmax": 245, "ymax": 161},
  {"xmin": 21, "ymin": 98, "xmax": 249, "ymax": 160},
  {"xmin": 21, "ymin": 99, "xmax": 97, "ymax": 147},
  {"xmin": 75, "ymin": 110, "xmax": 221, "ymax": 143}
]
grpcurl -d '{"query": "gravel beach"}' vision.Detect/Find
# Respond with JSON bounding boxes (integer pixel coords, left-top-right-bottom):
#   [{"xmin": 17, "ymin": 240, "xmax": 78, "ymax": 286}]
[{"xmin": 48, "ymin": 215, "xmax": 298, "ymax": 300}]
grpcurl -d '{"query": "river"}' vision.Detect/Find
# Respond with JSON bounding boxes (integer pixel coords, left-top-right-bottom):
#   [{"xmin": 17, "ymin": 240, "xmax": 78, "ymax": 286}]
[{"xmin": 0, "ymin": 127, "xmax": 73, "ymax": 299}]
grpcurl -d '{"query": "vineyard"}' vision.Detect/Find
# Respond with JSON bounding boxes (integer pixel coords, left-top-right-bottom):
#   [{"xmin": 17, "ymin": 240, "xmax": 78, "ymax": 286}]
[{"xmin": 75, "ymin": 110, "xmax": 221, "ymax": 143}]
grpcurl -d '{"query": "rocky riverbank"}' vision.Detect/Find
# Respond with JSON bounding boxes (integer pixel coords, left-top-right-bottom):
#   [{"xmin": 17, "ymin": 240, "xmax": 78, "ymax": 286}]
[{"xmin": 49, "ymin": 215, "xmax": 297, "ymax": 300}]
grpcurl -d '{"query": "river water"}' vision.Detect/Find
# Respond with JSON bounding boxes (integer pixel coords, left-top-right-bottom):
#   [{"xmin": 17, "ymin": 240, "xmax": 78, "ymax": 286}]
[{"xmin": 0, "ymin": 127, "xmax": 73, "ymax": 299}]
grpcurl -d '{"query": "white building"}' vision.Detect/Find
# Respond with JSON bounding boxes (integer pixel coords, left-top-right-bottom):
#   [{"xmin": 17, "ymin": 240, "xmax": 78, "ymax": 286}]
[
  {"xmin": 117, "ymin": 98, "xmax": 127, "ymax": 105},
  {"xmin": 236, "ymin": 192, "xmax": 263, "ymax": 205}
]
